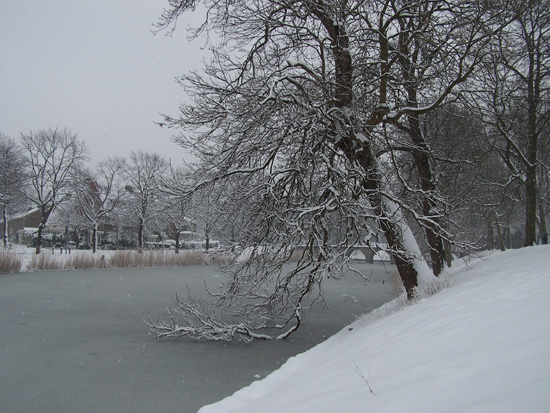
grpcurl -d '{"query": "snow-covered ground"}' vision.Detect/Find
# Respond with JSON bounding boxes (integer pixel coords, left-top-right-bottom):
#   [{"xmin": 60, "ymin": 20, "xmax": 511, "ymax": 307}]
[{"xmin": 199, "ymin": 245, "xmax": 550, "ymax": 412}]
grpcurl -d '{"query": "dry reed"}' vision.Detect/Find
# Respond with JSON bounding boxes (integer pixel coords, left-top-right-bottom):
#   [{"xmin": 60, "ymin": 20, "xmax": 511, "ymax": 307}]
[
  {"xmin": 7, "ymin": 249, "xmax": 233, "ymax": 272},
  {"xmin": 0, "ymin": 251, "xmax": 23, "ymax": 274},
  {"xmin": 30, "ymin": 254, "xmax": 63, "ymax": 271},
  {"xmin": 107, "ymin": 250, "xmax": 223, "ymax": 267}
]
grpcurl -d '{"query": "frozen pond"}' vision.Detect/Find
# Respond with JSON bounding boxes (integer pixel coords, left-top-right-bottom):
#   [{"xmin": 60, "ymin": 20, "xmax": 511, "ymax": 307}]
[{"xmin": 0, "ymin": 263, "xmax": 397, "ymax": 412}]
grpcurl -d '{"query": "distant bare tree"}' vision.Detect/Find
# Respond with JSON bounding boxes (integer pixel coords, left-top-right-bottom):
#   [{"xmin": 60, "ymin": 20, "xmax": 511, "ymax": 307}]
[
  {"xmin": 55, "ymin": 193, "xmax": 88, "ymax": 248},
  {"xmin": 21, "ymin": 128, "xmax": 87, "ymax": 254},
  {"xmin": 537, "ymin": 120, "xmax": 550, "ymax": 243},
  {"xmin": 74, "ymin": 157, "xmax": 126, "ymax": 253},
  {"xmin": 161, "ymin": 166, "xmax": 193, "ymax": 253},
  {"xmin": 472, "ymin": 0, "xmax": 550, "ymax": 247},
  {"xmin": 124, "ymin": 151, "xmax": 168, "ymax": 249},
  {"xmin": 0, "ymin": 133, "xmax": 28, "ymax": 248},
  {"xmin": 187, "ymin": 186, "xmax": 223, "ymax": 252}
]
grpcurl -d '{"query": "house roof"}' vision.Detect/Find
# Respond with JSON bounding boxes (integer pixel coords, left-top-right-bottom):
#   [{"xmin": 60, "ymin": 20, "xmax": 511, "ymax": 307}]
[{"xmin": 0, "ymin": 207, "xmax": 40, "ymax": 223}]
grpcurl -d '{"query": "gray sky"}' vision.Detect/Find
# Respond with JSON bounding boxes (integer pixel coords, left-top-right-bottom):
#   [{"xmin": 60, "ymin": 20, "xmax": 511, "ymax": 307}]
[{"xmin": 0, "ymin": 1, "xmax": 204, "ymax": 164}]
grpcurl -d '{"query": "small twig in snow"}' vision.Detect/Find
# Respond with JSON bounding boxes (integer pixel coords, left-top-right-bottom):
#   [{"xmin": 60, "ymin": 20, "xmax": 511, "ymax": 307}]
[{"xmin": 353, "ymin": 361, "xmax": 376, "ymax": 396}]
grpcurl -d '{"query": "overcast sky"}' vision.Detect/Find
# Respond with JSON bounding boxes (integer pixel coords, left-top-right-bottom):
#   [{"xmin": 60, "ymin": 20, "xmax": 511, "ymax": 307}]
[{"xmin": 0, "ymin": 1, "xmax": 205, "ymax": 164}]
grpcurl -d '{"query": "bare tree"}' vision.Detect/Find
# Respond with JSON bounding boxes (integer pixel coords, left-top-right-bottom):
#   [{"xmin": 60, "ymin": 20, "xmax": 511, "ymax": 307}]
[
  {"xmin": 124, "ymin": 151, "xmax": 168, "ymax": 250},
  {"xmin": 55, "ymin": 193, "xmax": 88, "ymax": 249},
  {"xmin": 147, "ymin": 0, "xmax": 513, "ymax": 341},
  {"xmin": 21, "ymin": 129, "xmax": 87, "ymax": 254},
  {"xmin": 73, "ymin": 157, "xmax": 125, "ymax": 253},
  {"xmin": 187, "ymin": 185, "xmax": 223, "ymax": 252},
  {"xmin": 0, "ymin": 133, "xmax": 28, "ymax": 248},
  {"xmin": 537, "ymin": 119, "xmax": 550, "ymax": 243},
  {"xmin": 371, "ymin": 0, "xmax": 510, "ymax": 274},
  {"xmin": 471, "ymin": 0, "xmax": 550, "ymax": 247},
  {"xmin": 161, "ymin": 166, "xmax": 194, "ymax": 253}
]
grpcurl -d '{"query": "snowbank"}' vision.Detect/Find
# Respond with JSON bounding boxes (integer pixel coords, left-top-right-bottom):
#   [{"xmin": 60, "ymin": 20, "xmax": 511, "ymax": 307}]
[{"xmin": 200, "ymin": 246, "xmax": 550, "ymax": 412}]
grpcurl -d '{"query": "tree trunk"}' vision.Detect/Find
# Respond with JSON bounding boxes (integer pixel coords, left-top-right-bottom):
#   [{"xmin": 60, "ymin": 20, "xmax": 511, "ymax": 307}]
[
  {"xmin": 407, "ymin": 113, "xmax": 445, "ymax": 276},
  {"xmin": 175, "ymin": 231, "xmax": 180, "ymax": 254},
  {"xmin": 35, "ymin": 224, "xmax": 43, "ymax": 255},
  {"xmin": 313, "ymin": 6, "xmax": 426, "ymax": 299},
  {"xmin": 494, "ymin": 212, "xmax": 505, "ymax": 252},
  {"xmin": 379, "ymin": 218, "xmax": 419, "ymax": 298},
  {"xmin": 35, "ymin": 208, "xmax": 52, "ymax": 254},
  {"xmin": 353, "ymin": 143, "xmax": 425, "ymax": 299},
  {"xmin": 138, "ymin": 218, "xmax": 144, "ymax": 250},
  {"xmin": 398, "ymin": 19, "xmax": 445, "ymax": 276},
  {"xmin": 503, "ymin": 226, "xmax": 510, "ymax": 249},
  {"xmin": 444, "ymin": 239, "xmax": 453, "ymax": 267},
  {"xmin": 523, "ymin": 33, "xmax": 539, "ymax": 247},
  {"xmin": 487, "ymin": 213, "xmax": 494, "ymax": 250},
  {"xmin": 524, "ymin": 164, "xmax": 537, "ymax": 247},
  {"xmin": 538, "ymin": 201, "xmax": 547, "ymax": 244},
  {"xmin": 2, "ymin": 204, "xmax": 7, "ymax": 248},
  {"xmin": 92, "ymin": 223, "xmax": 97, "ymax": 253}
]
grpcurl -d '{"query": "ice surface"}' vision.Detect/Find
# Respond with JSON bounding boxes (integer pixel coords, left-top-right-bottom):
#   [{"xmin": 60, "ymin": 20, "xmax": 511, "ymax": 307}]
[{"xmin": 0, "ymin": 262, "xmax": 397, "ymax": 412}]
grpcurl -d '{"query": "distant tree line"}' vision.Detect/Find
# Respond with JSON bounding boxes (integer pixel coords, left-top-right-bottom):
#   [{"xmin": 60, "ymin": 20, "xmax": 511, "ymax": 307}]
[{"xmin": 0, "ymin": 129, "xmax": 219, "ymax": 255}]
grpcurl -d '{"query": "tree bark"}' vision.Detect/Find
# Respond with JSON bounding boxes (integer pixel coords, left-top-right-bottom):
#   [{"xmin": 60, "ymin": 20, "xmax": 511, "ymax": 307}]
[
  {"xmin": 524, "ymin": 125, "xmax": 538, "ymax": 246},
  {"xmin": 524, "ymin": 81, "xmax": 538, "ymax": 246},
  {"xmin": 494, "ymin": 212, "xmax": 506, "ymax": 252},
  {"xmin": 522, "ymin": 10, "xmax": 541, "ymax": 247},
  {"xmin": 2, "ymin": 204, "xmax": 7, "ymax": 248},
  {"xmin": 487, "ymin": 213, "xmax": 494, "ymax": 250},
  {"xmin": 92, "ymin": 223, "xmax": 98, "ymax": 253},
  {"xmin": 444, "ymin": 239, "xmax": 453, "ymax": 267},
  {"xmin": 397, "ymin": 12, "xmax": 445, "ymax": 276},
  {"xmin": 407, "ymin": 113, "xmax": 445, "ymax": 276},
  {"xmin": 35, "ymin": 207, "xmax": 54, "ymax": 254},
  {"xmin": 313, "ymin": 3, "xmax": 422, "ymax": 298},
  {"xmin": 538, "ymin": 201, "xmax": 548, "ymax": 244},
  {"xmin": 379, "ymin": 215, "xmax": 419, "ymax": 298},
  {"xmin": 138, "ymin": 218, "xmax": 144, "ymax": 250}
]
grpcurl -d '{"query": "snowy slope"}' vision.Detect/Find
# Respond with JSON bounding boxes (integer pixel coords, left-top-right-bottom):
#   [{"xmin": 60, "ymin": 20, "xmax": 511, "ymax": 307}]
[{"xmin": 199, "ymin": 246, "xmax": 550, "ymax": 412}]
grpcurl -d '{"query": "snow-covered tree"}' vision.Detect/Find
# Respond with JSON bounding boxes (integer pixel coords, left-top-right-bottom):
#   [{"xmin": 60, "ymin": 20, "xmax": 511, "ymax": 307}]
[
  {"xmin": 73, "ymin": 157, "xmax": 125, "ymax": 253},
  {"xmin": 0, "ymin": 133, "xmax": 28, "ymax": 248},
  {"xmin": 371, "ymin": 0, "xmax": 511, "ymax": 274},
  {"xmin": 147, "ymin": 0, "xmax": 514, "ymax": 341},
  {"xmin": 124, "ymin": 151, "xmax": 168, "ymax": 249},
  {"xmin": 160, "ymin": 166, "xmax": 194, "ymax": 253},
  {"xmin": 21, "ymin": 128, "xmax": 87, "ymax": 254},
  {"xmin": 471, "ymin": 0, "xmax": 550, "ymax": 247}
]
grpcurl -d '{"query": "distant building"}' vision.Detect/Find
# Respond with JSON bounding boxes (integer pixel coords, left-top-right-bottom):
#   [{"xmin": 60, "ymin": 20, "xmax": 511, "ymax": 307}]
[{"xmin": 0, "ymin": 208, "xmax": 42, "ymax": 245}]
